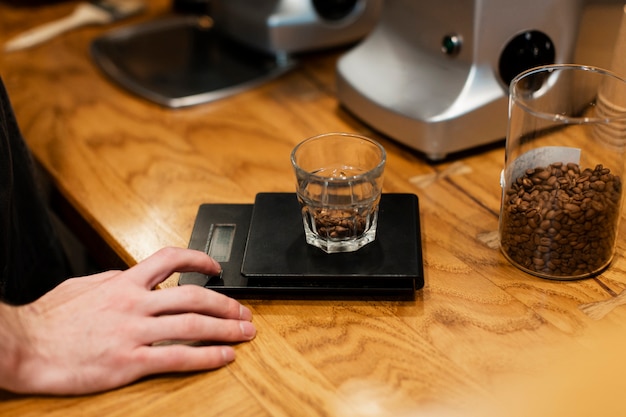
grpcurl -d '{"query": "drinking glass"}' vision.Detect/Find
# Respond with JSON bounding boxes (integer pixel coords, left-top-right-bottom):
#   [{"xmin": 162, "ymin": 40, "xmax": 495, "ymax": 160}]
[{"xmin": 291, "ymin": 132, "xmax": 386, "ymax": 253}]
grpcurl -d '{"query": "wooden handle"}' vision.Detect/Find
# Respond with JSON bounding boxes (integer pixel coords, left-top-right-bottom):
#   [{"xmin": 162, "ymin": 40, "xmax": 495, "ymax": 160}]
[{"xmin": 4, "ymin": 3, "xmax": 111, "ymax": 52}]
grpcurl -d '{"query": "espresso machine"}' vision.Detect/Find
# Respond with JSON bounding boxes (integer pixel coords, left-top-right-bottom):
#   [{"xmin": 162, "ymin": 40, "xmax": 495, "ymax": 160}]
[
  {"xmin": 336, "ymin": 0, "xmax": 584, "ymax": 160},
  {"xmin": 91, "ymin": 0, "xmax": 382, "ymax": 107},
  {"xmin": 210, "ymin": 0, "xmax": 382, "ymax": 55}
]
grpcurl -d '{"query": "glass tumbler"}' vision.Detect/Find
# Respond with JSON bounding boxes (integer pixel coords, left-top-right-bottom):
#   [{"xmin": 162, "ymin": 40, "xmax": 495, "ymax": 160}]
[
  {"xmin": 499, "ymin": 64, "xmax": 626, "ymax": 280},
  {"xmin": 291, "ymin": 132, "xmax": 386, "ymax": 253}
]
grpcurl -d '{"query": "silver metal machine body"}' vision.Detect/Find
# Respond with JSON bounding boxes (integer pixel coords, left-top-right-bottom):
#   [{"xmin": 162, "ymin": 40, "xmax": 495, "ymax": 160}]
[
  {"xmin": 212, "ymin": 0, "xmax": 383, "ymax": 55},
  {"xmin": 336, "ymin": 0, "xmax": 584, "ymax": 160}
]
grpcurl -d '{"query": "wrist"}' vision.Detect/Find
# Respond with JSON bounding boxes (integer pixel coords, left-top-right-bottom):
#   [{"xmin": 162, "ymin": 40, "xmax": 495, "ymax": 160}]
[{"xmin": 0, "ymin": 302, "xmax": 33, "ymax": 393}]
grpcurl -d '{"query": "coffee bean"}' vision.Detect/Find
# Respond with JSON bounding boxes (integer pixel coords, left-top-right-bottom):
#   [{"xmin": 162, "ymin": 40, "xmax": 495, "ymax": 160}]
[
  {"xmin": 501, "ymin": 162, "xmax": 622, "ymax": 278},
  {"xmin": 312, "ymin": 208, "xmax": 369, "ymax": 240},
  {"xmin": 534, "ymin": 169, "xmax": 551, "ymax": 181}
]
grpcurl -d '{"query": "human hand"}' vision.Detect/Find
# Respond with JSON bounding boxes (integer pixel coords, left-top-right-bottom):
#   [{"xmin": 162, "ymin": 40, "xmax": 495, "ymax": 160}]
[{"xmin": 0, "ymin": 247, "xmax": 256, "ymax": 395}]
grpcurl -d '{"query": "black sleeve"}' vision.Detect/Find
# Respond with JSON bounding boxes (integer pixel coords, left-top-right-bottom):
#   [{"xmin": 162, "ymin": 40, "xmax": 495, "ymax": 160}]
[{"xmin": 0, "ymin": 77, "xmax": 70, "ymax": 305}]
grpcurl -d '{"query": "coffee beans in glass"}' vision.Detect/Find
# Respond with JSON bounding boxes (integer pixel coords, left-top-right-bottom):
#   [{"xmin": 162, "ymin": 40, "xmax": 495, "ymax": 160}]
[
  {"xmin": 499, "ymin": 64, "xmax": 626, "ymax": 280},
  {"xmin": 291, "ymin": 132, "xmax": 386, "ymax": 253}
]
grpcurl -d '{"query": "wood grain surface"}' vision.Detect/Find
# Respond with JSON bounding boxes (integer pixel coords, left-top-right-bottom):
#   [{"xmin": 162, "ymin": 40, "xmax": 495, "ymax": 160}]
[{"xmin": 2, "ymin": 1, "xmax": 626, "ymax": 416}]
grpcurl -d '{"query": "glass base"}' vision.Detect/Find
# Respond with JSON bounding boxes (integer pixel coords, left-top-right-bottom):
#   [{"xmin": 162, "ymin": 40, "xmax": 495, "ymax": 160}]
[
  {"xmin": 304, "ymin": 227, "xmax": 377, "ymax": 254},
  {"xmin": 500, "ymin": 247, "xmax": 612, "ymax": 281}
]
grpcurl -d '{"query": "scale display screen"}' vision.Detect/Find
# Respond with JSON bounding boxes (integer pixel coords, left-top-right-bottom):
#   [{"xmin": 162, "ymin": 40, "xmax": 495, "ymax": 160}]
[{"xmin": 206, "ymin": 224, "xmax": 236, "ymax": 262}]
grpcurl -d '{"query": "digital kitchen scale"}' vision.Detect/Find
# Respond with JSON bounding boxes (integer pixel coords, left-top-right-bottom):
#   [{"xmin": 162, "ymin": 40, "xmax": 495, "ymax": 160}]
[{"xmin": 179, "ymin": 193, "xmax": 424, "ymax": 298}]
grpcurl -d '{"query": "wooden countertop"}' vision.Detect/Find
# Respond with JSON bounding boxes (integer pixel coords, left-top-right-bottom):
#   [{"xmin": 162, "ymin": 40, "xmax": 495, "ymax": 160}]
[{"xmin": 2, "ymin": 1, "xmax": 626, "ymax": 415}]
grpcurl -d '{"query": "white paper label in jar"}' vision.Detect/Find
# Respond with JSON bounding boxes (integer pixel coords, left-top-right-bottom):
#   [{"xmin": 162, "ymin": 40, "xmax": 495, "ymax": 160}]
[{"xmin": 504, "ymin": 146, "xmax": 581, "ymax": 187}]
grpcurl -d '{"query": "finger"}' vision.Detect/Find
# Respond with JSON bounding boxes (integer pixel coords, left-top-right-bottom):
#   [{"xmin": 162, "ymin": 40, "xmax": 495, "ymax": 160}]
[
  {"xmin": 141, "ymin": 314, "xmax": 256, "ymax": 345},
  {"xmin": 124, "ymin": 247, "xmax": 221, "ymax": 289},
  {"xmin": 144, "ymin": 285, "xmax": 251, "ymax": 320},
  {"xmin": 131, "ymin": 344, "xmax": 237, "ymax": 377}
]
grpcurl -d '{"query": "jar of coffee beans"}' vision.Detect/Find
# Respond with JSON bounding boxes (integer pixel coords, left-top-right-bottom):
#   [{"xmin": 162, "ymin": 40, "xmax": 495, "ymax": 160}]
[
  {"xmin": 500, "ymin": 65, "xmax": 626, "ymax": 279},
  {"xmin": 500, "ymin": 161, "xmax": 622, "ymax": 279}
]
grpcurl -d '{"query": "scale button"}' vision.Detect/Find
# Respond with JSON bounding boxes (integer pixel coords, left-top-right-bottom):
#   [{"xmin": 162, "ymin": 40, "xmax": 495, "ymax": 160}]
[{"xmin": 207, "ymin": 270, "xmax": 224, "ymax": 286}]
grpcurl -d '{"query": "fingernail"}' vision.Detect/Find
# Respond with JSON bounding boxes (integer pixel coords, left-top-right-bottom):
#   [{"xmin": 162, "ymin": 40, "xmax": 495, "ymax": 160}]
[
  {"xmin": 205, "ymin": 252, "xmax": 221, "ymax": 270},
  {"xmin": 212, "ymin": 259, "xmax": 222, "ymax": 271},
  {"xmin": 239, "ymin": 304, "xmax": 252, "ymax": 321},
  {"xmin": 239, "ymin": 321, "xmax": 256, "ymax": 339},
  {"xmin": 221, "ymin": 346, "xmax": 235, "ymax": 364}
]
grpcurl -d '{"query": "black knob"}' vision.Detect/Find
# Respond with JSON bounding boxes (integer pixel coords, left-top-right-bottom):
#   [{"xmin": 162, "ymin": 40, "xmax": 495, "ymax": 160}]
[
  {"xmin": 312, "ymin": 0, "xmax": 359, "ymax": 21},
  {"xmin": 441, "ymin": 34, "xmax": 462, "ymax": 56},
  {"xmin": 498, "ymin": 30, "xmax": 555, "ymax": 87}
]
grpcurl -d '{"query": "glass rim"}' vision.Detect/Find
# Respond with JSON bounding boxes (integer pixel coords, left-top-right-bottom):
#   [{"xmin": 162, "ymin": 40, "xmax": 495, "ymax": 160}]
[
  {"xmin": 509, "ymin": 63, "xmax": 626, "ymax": 124},
  {"xmin": 290, "ymin": 132, "xmax": 387, "ymax": 181}
]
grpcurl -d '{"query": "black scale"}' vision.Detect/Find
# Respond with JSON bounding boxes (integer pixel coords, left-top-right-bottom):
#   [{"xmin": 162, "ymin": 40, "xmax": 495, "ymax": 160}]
[{"xmin": 179, "ymin": 193, "xmax": 424, "ymax": 298}]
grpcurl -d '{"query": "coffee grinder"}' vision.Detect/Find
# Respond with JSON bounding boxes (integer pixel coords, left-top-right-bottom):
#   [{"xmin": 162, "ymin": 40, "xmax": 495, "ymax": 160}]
[{"xmin": 336, "ymin": 0, "xmax": 584, "ymax": 160}]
